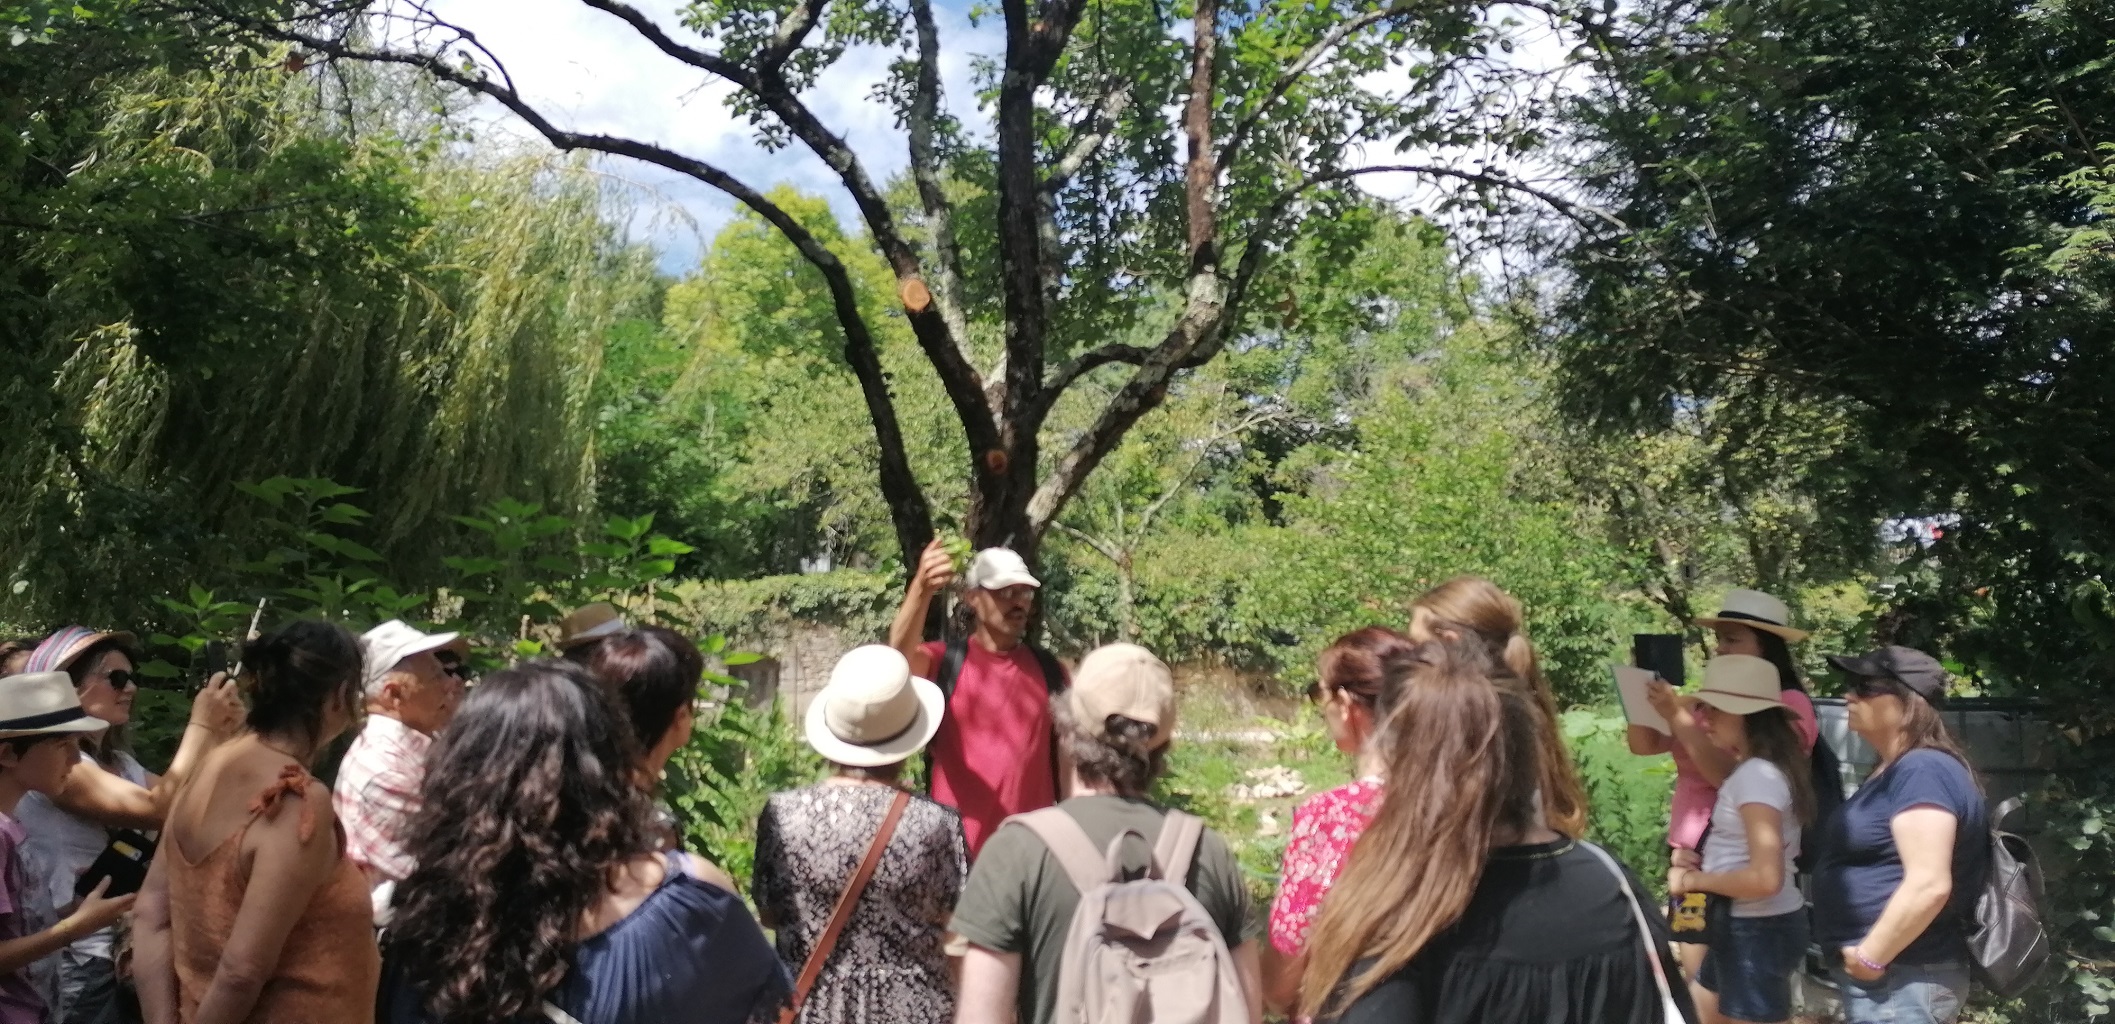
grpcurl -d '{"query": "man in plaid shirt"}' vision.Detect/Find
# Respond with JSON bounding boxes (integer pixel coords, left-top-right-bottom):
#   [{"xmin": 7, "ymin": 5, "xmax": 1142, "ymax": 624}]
[{"xmin": 333, "ymin": 620, "xmax": 467, "ymax": 904}]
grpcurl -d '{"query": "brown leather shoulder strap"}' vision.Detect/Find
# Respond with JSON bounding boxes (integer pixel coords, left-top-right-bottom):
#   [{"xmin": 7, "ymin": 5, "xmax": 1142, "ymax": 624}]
[{"xmin": 781, "ymin": 789, "xmax": 910, "ymax": 1024}]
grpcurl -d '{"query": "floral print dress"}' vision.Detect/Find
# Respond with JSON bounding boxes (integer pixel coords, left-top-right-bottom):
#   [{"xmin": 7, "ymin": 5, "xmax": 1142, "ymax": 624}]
[
  {"xmin": 1268, "ymin": 777, "xmax": 1384, "ymax": 957},
  {"xmin": 752, "ymin": 784, "xmax": 968, "ymax": 1024}
]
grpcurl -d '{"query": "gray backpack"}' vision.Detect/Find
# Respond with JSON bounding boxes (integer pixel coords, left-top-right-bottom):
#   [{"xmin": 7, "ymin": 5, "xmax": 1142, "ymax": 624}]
[{"xmin": 1011, "ymin": 807, "xmax": 1247, "ymax": 1024}]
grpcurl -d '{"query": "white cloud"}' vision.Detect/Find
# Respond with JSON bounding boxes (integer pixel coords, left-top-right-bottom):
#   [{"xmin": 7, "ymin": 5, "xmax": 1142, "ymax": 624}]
[{"xmin": 414, "ymin": 0, "xmax": 1001, "ymax": 272}]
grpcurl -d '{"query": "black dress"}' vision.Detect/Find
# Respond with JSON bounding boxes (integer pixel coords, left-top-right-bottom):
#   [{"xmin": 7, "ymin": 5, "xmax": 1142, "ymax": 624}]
[{"xmin": 1327, "ymin": 838, "xmax": 1699, "ymax": 1024}]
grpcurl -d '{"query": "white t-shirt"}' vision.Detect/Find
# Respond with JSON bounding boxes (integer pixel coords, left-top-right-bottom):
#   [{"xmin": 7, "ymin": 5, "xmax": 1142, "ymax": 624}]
[{"xmin": 1701, "ymin": 757, "xmax": 1803, "ymax": 917}]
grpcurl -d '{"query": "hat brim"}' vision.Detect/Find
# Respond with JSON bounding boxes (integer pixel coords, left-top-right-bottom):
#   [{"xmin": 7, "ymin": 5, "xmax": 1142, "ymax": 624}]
[
  {"xmin": 397, "ymin": 632, "xmax": 466, "ymax": 662},
  {"xmin": 1693, "ymin": 616, "xmax": 1809, "ymax": 643},
  {"xmin": 556, "ymin": 617, "xmax": 627, "ymax": 650},
  {"xmin": 0, "ymin": 716, "xmax": 110, "ymax": 742},
  {"xmin": 1693, "ymin": 689, "xmax": 1786, "ymax": 715},
  {"xmin": 52, "ymin": 631, "xmax": 142, "ymax": 671},
  {"xmin": 973, "ymin": 572, "xmax": 1041, "ymax": 591},
  {"xmin": 803, "ymin": 675, "xmax": 945, "ymax": 768}
]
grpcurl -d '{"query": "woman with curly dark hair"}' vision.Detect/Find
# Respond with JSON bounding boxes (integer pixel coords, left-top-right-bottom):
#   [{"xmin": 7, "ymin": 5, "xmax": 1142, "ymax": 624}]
[{"xmin": 378, "ymin": 660, "xmax": 786, "ymax": 1024}]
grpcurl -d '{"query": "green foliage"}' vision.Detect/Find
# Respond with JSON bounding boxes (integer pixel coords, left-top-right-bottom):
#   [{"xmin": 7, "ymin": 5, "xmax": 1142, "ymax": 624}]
[
  {"xmin": 664, "ymin": 696, "xmax": 823, "ymax": 889},
  {"xmin": 662, "ymin": 570, "xmax": 902, "ymax": 651},
  {"xmin": 1564, "ymin": 707, "xmax": 1676, "ymax": 894}
]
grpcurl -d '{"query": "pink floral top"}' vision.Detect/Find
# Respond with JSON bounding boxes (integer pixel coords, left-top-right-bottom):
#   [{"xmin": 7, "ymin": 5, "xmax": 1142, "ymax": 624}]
[{"xmin": 1268, "ymin": 778, "xmax": 1384, "ymax": 956}]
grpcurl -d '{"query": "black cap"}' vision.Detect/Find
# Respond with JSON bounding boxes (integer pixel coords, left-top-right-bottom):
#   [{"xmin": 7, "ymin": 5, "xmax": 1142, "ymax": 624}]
[{"xmin": 1826, "ymin": 645, "xmax": 1949, "ymax": 702}]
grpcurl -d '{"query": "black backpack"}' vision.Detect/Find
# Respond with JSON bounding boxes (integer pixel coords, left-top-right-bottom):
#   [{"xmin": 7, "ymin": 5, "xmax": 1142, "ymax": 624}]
[
  {"xmin": 1970, "ymin": 796, "xmax": 2052, "ymax": 997},
  {"xmin": 923, "ymin": 637, "xmax": 1068, "ymax": 791},
  {"xmin": 1797, "ymin": 738, "xmax": 1846, "ymax": 874}
]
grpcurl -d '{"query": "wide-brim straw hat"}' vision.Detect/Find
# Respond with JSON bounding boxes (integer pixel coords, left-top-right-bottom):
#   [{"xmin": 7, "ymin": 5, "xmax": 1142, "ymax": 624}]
[
  {"xmin": 0, "ymin": 672, "xmax": 113, "ymax": 740},
  {"xmin": 1694, "ymin": 588, "xmax": 1809, "ymax": 642},
  {"xmin": 22, "ymin": 627, "xmax": 141, "ymax": 676},
  {"xmin": 557, "ymin": 602, "xmax": 628, "ymax": 650},
  {"xmin": 804, "ymin": 645, "xmax": 945, "ymax": 768},
  {"xmin": 1694, "ymin": 655, "xmax": 1789, "ymax": 716}
]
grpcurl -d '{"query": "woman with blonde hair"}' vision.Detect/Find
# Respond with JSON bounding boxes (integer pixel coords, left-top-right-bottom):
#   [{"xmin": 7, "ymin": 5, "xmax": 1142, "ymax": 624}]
[
  {"xmin": 1407, "ymin": 577, "xmax": 1590, "ymax": 838},
  {"xmin": 1298, "ymin": 637, "xmax": 1693, "ymax": 1022}
]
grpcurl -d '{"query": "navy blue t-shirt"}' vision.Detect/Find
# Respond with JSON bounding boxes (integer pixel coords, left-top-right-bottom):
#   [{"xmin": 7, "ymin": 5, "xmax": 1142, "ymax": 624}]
[{"xmin": 1812, "ymin": 748, "xmax": 1989, "ymax": 965}]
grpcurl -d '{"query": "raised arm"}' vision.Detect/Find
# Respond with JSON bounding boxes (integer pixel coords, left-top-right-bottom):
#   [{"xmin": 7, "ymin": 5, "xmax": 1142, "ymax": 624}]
[
  {"xmin": 889, "ymin": 539, "xmax": 956, "ymax": 678},
  {"xmin": 189, "ymin": 781, "xmax": 346, "ymax": 1024},
  {"xmin": 58, "ymin": 675, "xmax": 242, "ymax": 828}
]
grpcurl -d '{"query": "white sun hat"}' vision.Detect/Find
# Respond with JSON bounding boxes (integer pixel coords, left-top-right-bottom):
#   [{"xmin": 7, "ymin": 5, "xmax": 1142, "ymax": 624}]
[
  {"xmin": 804, "ymin": 645, "xmax": 946, "ymax": 768},
  {"xmin": 1693, "ymin": 655, "xmax": 1790, "ymax": 716},
  {"xmin": 0, "ymin": 672, "xmax": 112, "ymax": 740},
  {"xmin": 1694, "ymin": 588, "xmax": 1809, "ymax": 642}
]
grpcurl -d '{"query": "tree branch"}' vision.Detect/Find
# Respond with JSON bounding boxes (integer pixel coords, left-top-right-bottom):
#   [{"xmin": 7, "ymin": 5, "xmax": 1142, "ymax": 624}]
[
  {"xmin": 575, "ymin": 0, "xmax": 748, "ymax": 82},
  {"xmin": 907, "ymin": 0, "xmax": 976, "ymax": 387},
  {"xmin": 758, "ymin": 0, "xmax": 828, "ymax": 70},
  {"xmin": 1216, "ymin": 1, "xmax": 1419, "ymax": 173},
  {"xmin": 197, "ymin": 5, "xmax": 942, "ymax": 562},
  {"xmin": 1283, "ymin": 163, "xmax": 1629, "ymax": 233},
  {"xmin": 1044, "ymin": 81, "xmax": 1133, "ymax": 195}
]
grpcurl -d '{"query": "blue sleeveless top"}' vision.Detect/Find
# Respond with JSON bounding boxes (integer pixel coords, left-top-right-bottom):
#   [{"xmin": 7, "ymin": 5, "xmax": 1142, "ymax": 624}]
[{"xmin": 382, "ymin": 854, "xmax": 790, "ymax": 1024}]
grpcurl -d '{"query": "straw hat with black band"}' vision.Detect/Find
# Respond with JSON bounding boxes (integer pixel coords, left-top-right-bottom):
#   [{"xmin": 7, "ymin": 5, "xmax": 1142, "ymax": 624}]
[
  {"xmin": 0, "ymin": 672, "xmax": 113, "ymax": 740},
  {"xmin": 805, "ymin": 645, "xmax": 945, "ymax": 768},
  {"xmin": 1693, "ymin": 589, "xmax": 1809, "ymax": 643}
]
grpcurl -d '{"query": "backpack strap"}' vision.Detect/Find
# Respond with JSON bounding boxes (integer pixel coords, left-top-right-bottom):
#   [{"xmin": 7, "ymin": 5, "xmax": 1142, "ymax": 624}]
[
  {"xmin": 1029, "ymin": 644, "xmax": 1068, "ymax": 695},
  {"xmin": 936, "ymin": 637, "xmax": 971, "ymax": 703},
  {"xmin": 1011, "ymin": 807, "xmax": 1108, "ymax": 894},
  {"xmin": 1152, "ymin": 810, "xmax": 1204, "ymax": 884},
  {"xmin": 1994, "ymin": 795, "xmax": 2025, "ymax": 827}
]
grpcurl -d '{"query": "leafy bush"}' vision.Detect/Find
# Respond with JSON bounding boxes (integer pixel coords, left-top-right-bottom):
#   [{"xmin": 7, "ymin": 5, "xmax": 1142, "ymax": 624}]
[{"xmin": 1564, "ymin": 707, "xmax": 1676, "ymax": 889}]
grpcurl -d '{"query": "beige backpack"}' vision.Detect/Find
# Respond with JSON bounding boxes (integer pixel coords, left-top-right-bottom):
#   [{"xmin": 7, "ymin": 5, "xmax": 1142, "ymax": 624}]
[{"xmin": 1011, "ymin": 807, "xmax": 1247, "ymax": 1024}]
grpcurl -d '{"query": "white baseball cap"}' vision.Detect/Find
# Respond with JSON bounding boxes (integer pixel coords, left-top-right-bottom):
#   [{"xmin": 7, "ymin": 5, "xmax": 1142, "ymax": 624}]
[
  {"xmin": 361, "ymin": 620, "xmax": 466, "ymax": 692},
  {"xmin": 964, "ymin": 548, "xmax": 1040, "ymax": 591}
]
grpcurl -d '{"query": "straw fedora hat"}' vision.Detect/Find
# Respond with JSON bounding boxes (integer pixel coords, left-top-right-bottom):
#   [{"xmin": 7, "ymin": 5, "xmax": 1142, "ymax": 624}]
[
  {"xmin": 804, "ymin": 645, "xmax": 944, "ymax": 768},
  {"xmin": 557, "ymin": 603, "xmax": 628, "ymax": 651},
  {"xmin": 1693, "ymin": 589, "xmax": 1809, "ymax": 642},
  {"xmin": 1693, "ymin": 655, "xmax": 1789, "ymax": 716},
  {"xmin": 0, "ymin": 672, "xmax": 113, "ymax": 740}
]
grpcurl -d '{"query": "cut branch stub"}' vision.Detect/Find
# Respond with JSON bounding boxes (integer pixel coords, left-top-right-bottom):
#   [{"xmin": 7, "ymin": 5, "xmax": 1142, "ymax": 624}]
[{"xmin": 900, "ymin": 276, "xmax": 933, "ymax": 313}]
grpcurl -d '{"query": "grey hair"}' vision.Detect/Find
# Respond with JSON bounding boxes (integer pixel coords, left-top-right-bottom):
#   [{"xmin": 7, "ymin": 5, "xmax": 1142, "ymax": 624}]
[
  {"xmin": 1050, "ymin": 694, "xmax": 1167, "ymax": 798},
  {"xmin": 365, "ymin": 660, "xmax": 415, "ymax": 701}
]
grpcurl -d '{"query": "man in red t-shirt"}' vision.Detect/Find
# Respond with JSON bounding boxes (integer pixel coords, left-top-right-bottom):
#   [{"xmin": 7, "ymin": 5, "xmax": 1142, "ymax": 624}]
[{"xmin": 889, "ymin": 541, "xmax": 1065, "ymax": 856}]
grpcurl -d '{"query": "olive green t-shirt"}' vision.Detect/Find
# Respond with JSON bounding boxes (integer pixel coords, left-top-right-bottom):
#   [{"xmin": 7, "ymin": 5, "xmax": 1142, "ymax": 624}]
[{"xmin": 948, "ymin": 795, "xmax": 1257, "ymax": 1024}]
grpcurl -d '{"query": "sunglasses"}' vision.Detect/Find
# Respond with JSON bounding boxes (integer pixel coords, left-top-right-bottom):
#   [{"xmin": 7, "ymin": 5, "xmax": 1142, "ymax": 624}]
[
  {"xmin": 1848, "ymin": 676, "xmax": 1901, "ymax": 699},
  {"xmin": 101, "ymin": 669, "xmax": 139, "ymax": 690}
]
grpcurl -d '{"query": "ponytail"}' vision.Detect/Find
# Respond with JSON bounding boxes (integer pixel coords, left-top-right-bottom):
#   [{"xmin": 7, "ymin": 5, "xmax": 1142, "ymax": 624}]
[{"xmin": 1411, "ymin": 577, "xmax": 1589, "ymax": 838}]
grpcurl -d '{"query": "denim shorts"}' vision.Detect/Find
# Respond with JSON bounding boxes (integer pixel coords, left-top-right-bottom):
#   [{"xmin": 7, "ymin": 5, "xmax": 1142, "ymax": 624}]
[
  {"xmin": 1698, "ymin": 909, "xmax": 1809, "ymax": 1022},
  {"xmin": 1832, "ymin": 961, "xmax": 1969, "ymax": 1024}
]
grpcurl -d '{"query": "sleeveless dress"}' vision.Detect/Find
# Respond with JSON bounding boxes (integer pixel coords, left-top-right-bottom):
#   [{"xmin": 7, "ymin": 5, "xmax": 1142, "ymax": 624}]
[
  {"xmin": 379, "ymin": 852, "xmax": 789, "ymax": 1024},
  {"xmin": 167, "ymin": 765, "xmax": 380, "ymax": 1024}
]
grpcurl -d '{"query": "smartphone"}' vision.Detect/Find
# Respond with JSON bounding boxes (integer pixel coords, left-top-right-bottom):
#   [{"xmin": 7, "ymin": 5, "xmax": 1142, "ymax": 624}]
[
  {"xmin": 1632, "ymin": 633, "xmax": 1686, "ymax": 688},
  {"xmin": 202, "ymin": 640, "xmax": 227, "ymax": 680},
  {"xmin": 74, "ymin": 830, "xmax": 156, "ymax": 899}
]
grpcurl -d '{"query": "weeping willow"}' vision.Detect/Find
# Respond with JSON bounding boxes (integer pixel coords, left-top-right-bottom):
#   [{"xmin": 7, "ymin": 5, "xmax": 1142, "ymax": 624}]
[{"xmin": 2, "ymin": 56, "xmax": 654, "ymax": 625}]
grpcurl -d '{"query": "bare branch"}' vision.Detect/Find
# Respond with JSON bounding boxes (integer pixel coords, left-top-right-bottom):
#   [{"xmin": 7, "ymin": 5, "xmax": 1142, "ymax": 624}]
[
  {"xmin": 1043, "ymin": 344, "xmax": 1154, "ymax": 399},
  {"xmin": 1286, "ymin": 163, "xmax": 1628, "ymax": 233},
  {"xmin": 576, "ymin": 0, "xmax": 748, "ymax": 81},
  {"xmin": 1050, "ymin": 521, "xmax": 1125, "ymax": 565},
  {"xmin": 758, "ymin": 0, "xmax": 828, "ymax": 70},
  {"xmin": 907, "ymin": 0, "xmax": 976, "ymax": 390},
  {"xmin": 1044, "ymin": 81, "xmax": 1133, "ymax": 194}
]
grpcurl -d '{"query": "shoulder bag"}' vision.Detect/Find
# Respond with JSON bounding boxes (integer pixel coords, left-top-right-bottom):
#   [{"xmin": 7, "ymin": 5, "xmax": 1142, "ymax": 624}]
[
  {"xmin": 777, "ymin": 788, "xmax": 912, "ymax": 1024},
  {"xmin": 1581, "ymin": 841, "xmax": 1693, "ymax": 1024}
]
